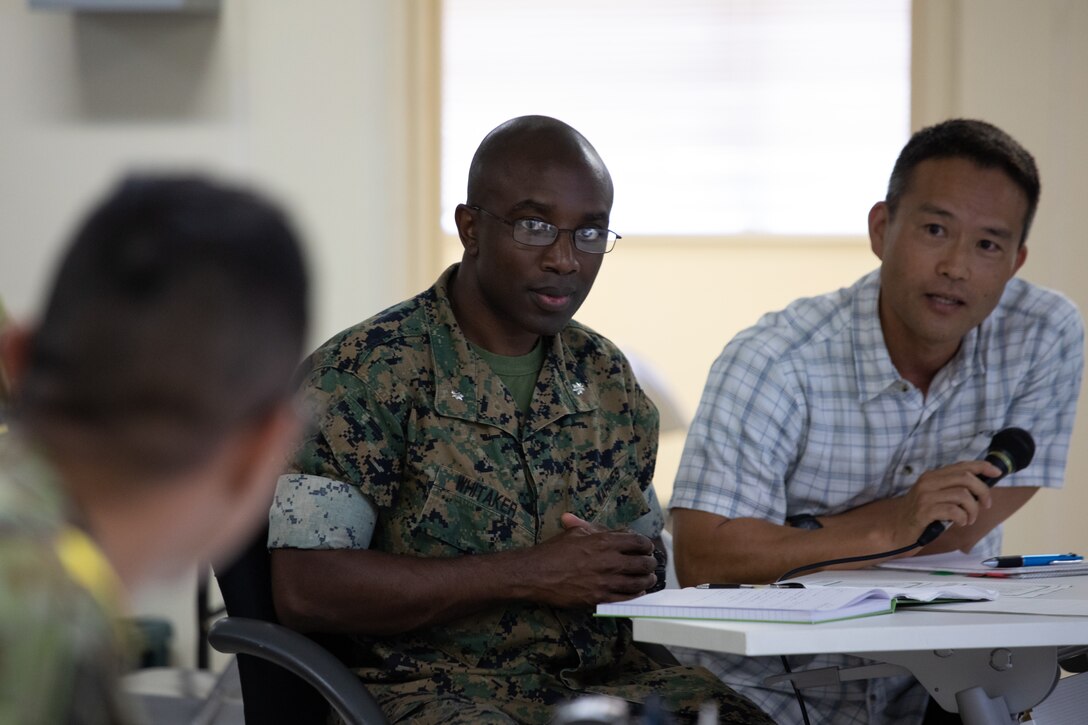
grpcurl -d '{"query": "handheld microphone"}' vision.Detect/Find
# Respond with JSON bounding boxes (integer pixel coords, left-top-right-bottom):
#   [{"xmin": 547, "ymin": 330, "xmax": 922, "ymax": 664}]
[{"xmin": 915, "ymin": 427, "xmax": 1035, "ymax": 546}]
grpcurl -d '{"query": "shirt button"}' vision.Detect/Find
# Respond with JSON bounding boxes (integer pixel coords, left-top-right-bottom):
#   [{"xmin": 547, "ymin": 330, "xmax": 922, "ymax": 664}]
[
  {"xmin": 904, "ymin": 465, "xmax": 914, "ymax": 475},
  {"xmin": 899, "ymin": 382, "xmax": 910, "ymax": 392}
]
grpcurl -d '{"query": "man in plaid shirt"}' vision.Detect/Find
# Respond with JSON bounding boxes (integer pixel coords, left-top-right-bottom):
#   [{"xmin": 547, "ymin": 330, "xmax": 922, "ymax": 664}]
[{"xmin": 670, "ymin": 119, "xmax": 1084, "ymax": 724}]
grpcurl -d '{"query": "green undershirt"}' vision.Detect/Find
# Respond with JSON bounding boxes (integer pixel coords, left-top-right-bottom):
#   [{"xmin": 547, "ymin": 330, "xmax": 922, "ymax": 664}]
[{"xmin": 470, "ymin": 339, "xmax": 546, "ymax": 415}]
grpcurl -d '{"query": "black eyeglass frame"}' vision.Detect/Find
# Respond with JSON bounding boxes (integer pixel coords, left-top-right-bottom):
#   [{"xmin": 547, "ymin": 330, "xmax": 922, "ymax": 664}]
[{"xmin": 468, "ymin": 205, "xmax": 620, "ymax": 254}]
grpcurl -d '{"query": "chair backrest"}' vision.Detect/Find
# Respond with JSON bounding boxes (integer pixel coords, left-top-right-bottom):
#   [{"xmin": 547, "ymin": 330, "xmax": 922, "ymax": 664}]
[{"xmin": 213, "ymin": 526, "xmax": 337, "ymax": 724}]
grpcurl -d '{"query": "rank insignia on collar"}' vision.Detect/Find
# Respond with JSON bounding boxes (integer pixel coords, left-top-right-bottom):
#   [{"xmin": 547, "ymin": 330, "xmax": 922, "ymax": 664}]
[
  {"xmin": 451, "ymin": 390, "xmax": 464, "ymax": 401},
  {"xmin": 571, "ymin": 382, "xmax": 586, "ymax": 396}
]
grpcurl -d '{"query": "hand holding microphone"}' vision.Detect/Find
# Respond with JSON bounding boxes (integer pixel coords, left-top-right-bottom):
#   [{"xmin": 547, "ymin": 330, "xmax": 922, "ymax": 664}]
[
  {"xmin": 778, "ymin": 428, "xmax": 1036, "ymax": 583},
  {"xmin": 914, "ymin": 427, "xmax": 1036, "ymax": 546}
]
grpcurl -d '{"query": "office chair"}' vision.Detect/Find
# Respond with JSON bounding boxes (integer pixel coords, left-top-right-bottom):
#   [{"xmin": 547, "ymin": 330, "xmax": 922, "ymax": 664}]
[{"xmin": 209, "ymin": 527, "xmax": 388, "ymax": 725}]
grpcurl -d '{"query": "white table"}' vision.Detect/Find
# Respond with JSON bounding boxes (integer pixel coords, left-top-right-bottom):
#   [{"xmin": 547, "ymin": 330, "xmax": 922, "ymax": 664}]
[{"xmin": 634, "ymin": 570, "xmax": 1088, "ymax": 724}]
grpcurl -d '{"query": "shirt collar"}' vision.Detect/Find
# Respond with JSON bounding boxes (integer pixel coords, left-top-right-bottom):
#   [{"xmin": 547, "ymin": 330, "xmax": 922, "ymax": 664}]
[
  {"xmin": 853, "ymin": 271, "xmax": 902, "ymax": 403},
  {"xmin": 426, "ymin": 264, "xmax": 596, "ymax": 436},
  {"xmin": 852, "ymin": 270, "xmax": 985, "ymax": 402}
]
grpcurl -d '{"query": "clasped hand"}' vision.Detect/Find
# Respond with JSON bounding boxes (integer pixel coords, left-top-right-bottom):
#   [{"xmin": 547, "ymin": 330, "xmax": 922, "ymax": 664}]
[{"xmin": 527, "ymin": 513, "xmax": 658, "ymax": 608}]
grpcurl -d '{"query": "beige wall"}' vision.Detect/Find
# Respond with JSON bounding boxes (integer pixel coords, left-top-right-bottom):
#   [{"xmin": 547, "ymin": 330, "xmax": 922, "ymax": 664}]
[
  {"xmin": 0, "ymin": 1, "xmax": 421, "ymax": 346},
  {"xmin": 576, "ymin": 241, "xmax": 877, "ymax": 507}
]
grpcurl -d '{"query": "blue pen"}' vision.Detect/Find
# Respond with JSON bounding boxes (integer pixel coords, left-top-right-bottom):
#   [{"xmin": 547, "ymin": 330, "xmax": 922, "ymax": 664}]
[{"xmin": 981, "ymin": 553, "xmax": 1083, "ymax": 568}]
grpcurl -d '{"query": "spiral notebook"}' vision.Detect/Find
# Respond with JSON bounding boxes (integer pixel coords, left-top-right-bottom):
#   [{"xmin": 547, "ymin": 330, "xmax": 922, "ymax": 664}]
[{"xmin": 594, "ymin": 583, "xmax": 996, "ymax": 624}]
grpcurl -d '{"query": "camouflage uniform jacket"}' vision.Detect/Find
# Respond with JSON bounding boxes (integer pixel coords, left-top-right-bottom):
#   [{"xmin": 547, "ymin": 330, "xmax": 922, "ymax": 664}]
[
  {"xmin": 272, "ymin": 265, "xmax": 683, "ymax": 717},
  {"xmin": 0, "ymin": 435, "xmax": 134, "ymax": 725}
]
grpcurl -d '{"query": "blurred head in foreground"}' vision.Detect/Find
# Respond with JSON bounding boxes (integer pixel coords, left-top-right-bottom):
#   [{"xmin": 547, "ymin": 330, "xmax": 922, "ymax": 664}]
[{"xmin": 4, "ymin": 174, "xmax": 310, "ymax": 585}]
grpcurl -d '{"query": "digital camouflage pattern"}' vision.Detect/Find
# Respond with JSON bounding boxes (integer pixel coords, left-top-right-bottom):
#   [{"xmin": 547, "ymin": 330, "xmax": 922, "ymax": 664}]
[
  {"xmin": 272, "ymin": 265, "xmax": 772, "ymax": 724},
  {"xmin": 0, "ymin": 436, "xmax": 135, "ymax": 725},
  {"xmin": 0, "ymin": 296, "xmax": 10, "ymax": 434}
]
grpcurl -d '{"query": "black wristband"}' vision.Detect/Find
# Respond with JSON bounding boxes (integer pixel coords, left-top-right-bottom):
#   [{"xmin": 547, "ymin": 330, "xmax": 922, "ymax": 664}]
[{"xmin": 786, "ymin": 513, "xmax": 823, "ymax": 531}]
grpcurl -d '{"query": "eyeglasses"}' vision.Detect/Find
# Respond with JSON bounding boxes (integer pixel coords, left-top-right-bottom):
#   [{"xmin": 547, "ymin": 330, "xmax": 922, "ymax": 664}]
[{"xmin": 470, "ymin": 205, "xmax": 620, "ymax": 254}]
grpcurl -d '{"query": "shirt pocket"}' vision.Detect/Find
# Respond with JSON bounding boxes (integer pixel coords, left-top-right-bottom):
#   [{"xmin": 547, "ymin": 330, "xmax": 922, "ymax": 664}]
[
  {"xmin": 569, "ymin": 450, "xmax": 652, "ymax": 530},
  {"xmin": 412, "ymin": 465, "xmax": 536, "ymax": 553}
]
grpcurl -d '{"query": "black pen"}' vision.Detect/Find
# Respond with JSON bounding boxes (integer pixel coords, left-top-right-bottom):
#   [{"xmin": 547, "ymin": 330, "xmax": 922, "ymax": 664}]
[{"xmin": 694, "ymin": 582, "xmax": 805, "ymax": 589}]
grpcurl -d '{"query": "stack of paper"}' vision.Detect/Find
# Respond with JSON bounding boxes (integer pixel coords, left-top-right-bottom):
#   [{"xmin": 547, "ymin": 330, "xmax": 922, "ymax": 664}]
[
  {"xmin": 594, "ymin": 584, "xmax": 997, "ymax": 624},
  {"xmin": 876, "ymin": 552, "xmax": 1088, "ymax": 579}
]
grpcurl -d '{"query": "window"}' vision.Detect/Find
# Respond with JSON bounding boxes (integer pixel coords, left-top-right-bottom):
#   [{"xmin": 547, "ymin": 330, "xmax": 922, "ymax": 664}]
[{"xmin": 441, "ymin": 0, "xmax": 910, "ymax": 237}]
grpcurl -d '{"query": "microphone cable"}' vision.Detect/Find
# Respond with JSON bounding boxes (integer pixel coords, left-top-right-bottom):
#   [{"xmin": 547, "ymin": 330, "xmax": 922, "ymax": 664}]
[
  {"xmin": 777, "ymin": 540, "xmax": 923, "ymax": 583},
  {"xmin": 770, "ymin": 427, "xmax": 1034, "ymax": 721},
  {"xmin": 780, "ymin": 655, "xmax": 812, "ymax": 725},
  {"xmin": 774, "ymin": 539, "xmax": 923, "ymax": 725}
]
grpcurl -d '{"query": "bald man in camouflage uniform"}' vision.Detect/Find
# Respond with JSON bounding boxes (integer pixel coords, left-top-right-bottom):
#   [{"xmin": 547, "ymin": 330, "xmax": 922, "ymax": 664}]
[{"xmin": 269, "ymin": 117, "xmax": 772, "ymax": 724}]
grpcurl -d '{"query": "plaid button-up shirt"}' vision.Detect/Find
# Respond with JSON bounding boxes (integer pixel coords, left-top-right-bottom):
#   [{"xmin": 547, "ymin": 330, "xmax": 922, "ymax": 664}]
[{"xmin": 670, "ymin": 269, "xmax": 1084, "ymax": 725}]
